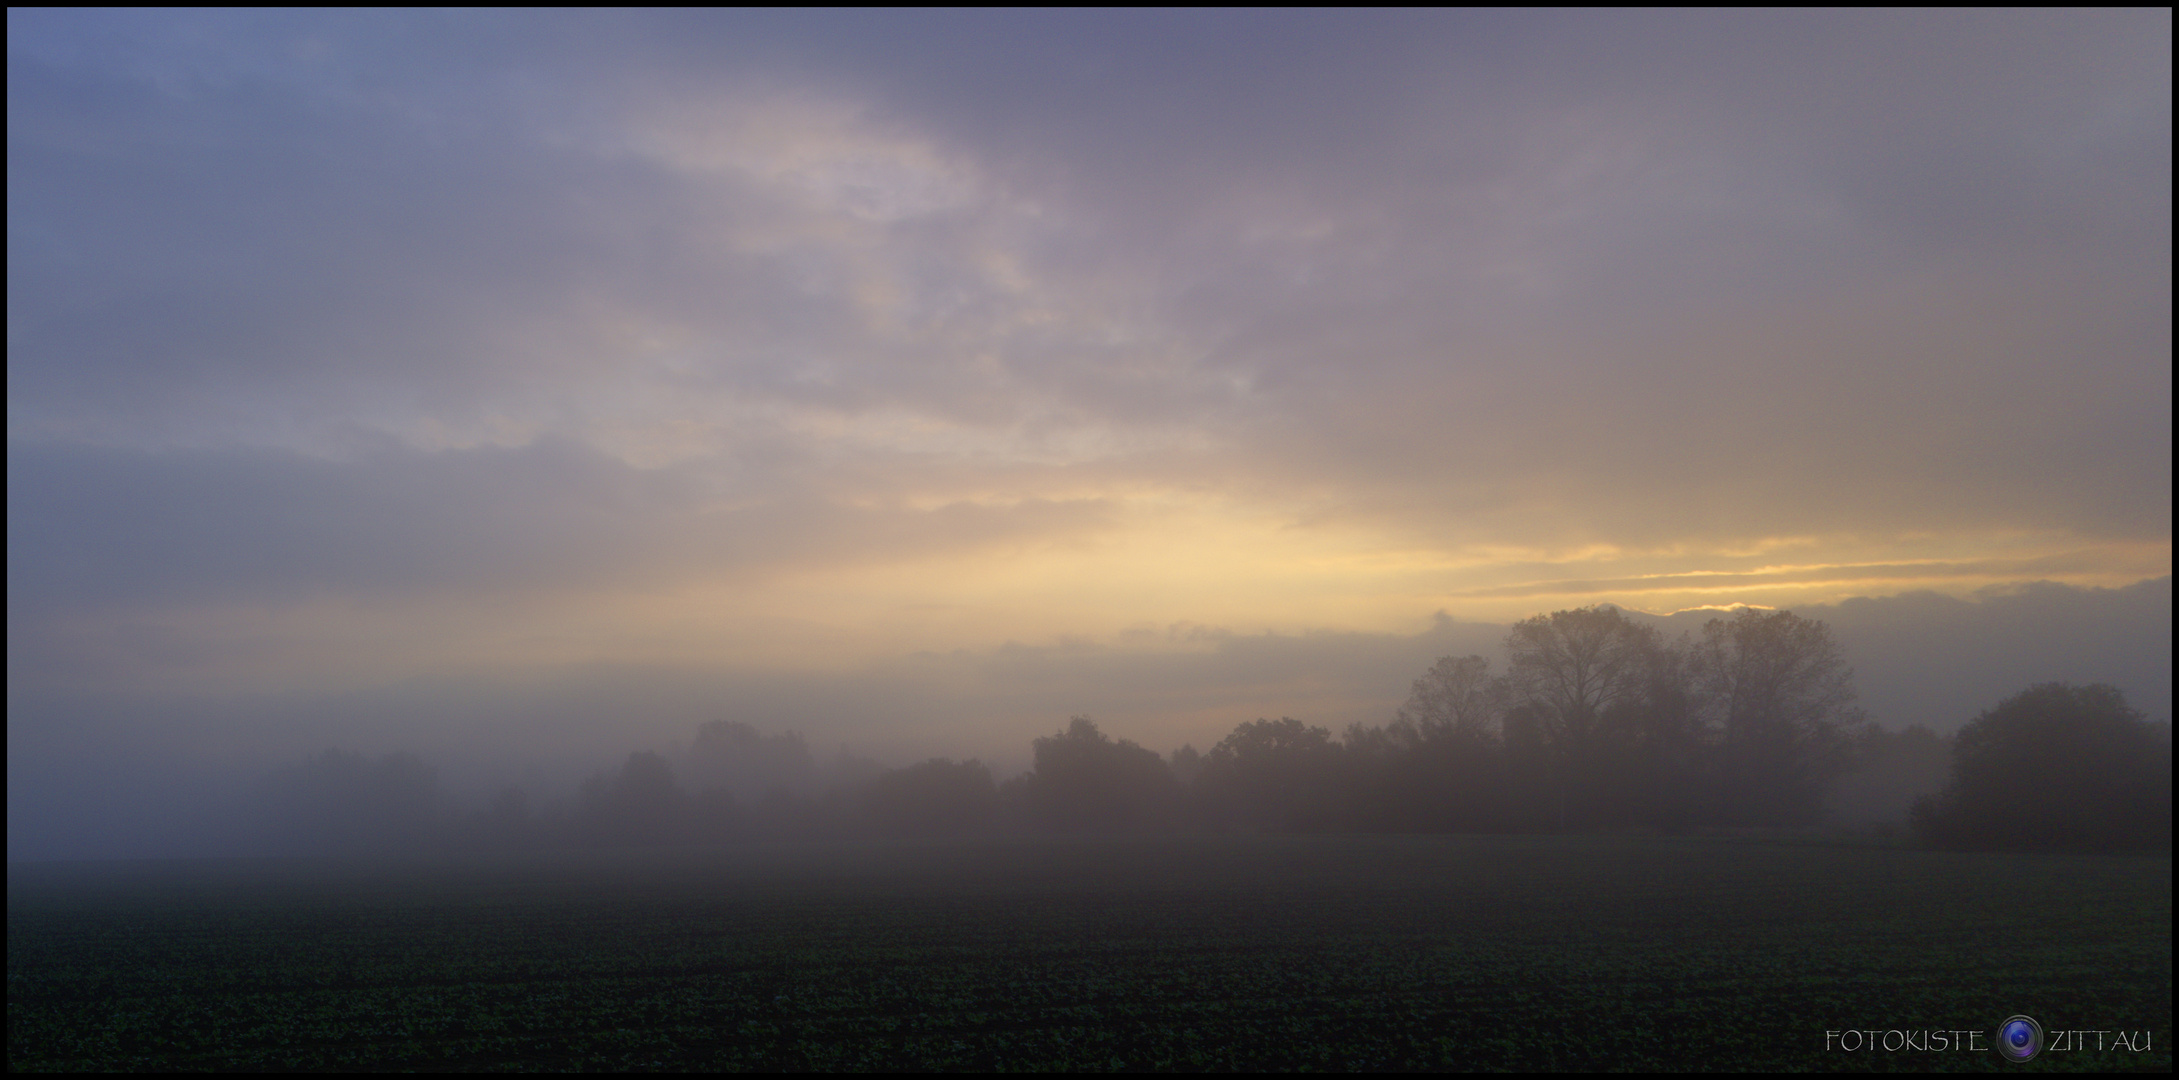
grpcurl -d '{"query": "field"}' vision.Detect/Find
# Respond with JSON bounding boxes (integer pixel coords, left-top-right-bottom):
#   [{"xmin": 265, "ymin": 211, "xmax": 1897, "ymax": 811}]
[{"xmin": 8, "ymin": 835, "xmax": 2171, "ymax": 1071}]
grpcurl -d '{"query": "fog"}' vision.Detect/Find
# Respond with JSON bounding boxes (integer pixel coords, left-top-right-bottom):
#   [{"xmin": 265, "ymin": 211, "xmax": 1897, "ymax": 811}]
[
  {"xmin": 8, "ymin": 579, "xmax": 2166, "ymax": 860},
  {"xmin": 8, "ymin": 12, "xmax": 2169, "ymax": 860}
]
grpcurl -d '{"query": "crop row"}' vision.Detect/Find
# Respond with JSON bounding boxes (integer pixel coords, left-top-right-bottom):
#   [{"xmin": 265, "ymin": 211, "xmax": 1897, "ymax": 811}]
[{"xmin": 10, "ymin": 837, "xmax": 2170, "ymax": 1071}]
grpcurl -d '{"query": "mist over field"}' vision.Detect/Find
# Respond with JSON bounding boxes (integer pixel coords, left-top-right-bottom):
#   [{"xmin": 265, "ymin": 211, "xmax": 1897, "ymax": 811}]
[{"xmin": 8, "ymin": 581, "xmax": 2169, "ymax": 860}]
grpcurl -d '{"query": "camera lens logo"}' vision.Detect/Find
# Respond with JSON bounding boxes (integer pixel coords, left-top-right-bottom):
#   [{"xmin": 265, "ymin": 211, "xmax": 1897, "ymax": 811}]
[{"xmin": 1997, "ymin": 1015, "xmax": 2042, "ymax": 1063}]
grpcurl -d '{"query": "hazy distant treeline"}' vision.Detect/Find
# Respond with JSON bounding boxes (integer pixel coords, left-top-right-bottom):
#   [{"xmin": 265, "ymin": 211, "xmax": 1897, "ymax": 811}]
[{"xmin": 252, "ymin": 607, "xmax": 2169, "ymax": 854}]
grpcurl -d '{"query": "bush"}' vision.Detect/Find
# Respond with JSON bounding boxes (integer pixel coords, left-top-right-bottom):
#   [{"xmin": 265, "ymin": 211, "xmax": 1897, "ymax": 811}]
[
  {"xmin": 1023, "ymin": 717, "xmax": 1179, "ymax": 831},
  {"xmin": 1911, "ymin": 683, "xmax": 2171, "ymax": 851}
]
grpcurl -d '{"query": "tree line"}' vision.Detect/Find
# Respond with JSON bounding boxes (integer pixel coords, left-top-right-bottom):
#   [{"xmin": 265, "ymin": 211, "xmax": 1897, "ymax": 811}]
[{"xmin": 253, "ymin": 606, "xmax": 2169, "ymax": 853}]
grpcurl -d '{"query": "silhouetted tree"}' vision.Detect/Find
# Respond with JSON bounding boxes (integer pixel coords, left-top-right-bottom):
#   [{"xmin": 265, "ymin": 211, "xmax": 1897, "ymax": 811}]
[
  {"xmin": 996, "ymin": 771, "xmax": 1034, "ymax": 826},
  {"xmin": 862, "ymin": 758, "xmax": 998, "ymax": 835},
  {"xmin": 1505, "ymin": 607, "xmax": 1663, "ymax": 753},
  {"xmin": 1341, "ymin": 719, "xmax": 1417, "ymax": 830},
  {"xmin": 1503, "ymin": 607, "xmax": 1668, "ymax": 826},
  {"xmin": 1398, "ymin": 655, "xmax": 1508, "ymax": 741},
  {"xmin": 1598, "ymin": 642, "xmax": 1710, "ymax": 830},
  {"xmin": 1342, "ymin": 710, "xmax": 1507, "ymax": 833},
  {"xmin": 1912, "ymin": 683, "xmax": 2172, "ymax": 851},
  {"xmin": 1168, "ymin": 744, "xmax": 1204, "ymax": 785},
  {"xmin": 1198, "ymin": 718, "xmax": 1345, "ymax": 832},
  {"xmin": 825, "ymin": 745, "xmax": 888, "ymax": 793},
  {"xmin": 1689, "ymin": 608, "xmax": 1867, "ymax": 826},
  {"xmin": 577, "ymin": 751, "xmax": 687, "ymax": 846},
  {"xmin": 1024, "ymin": 717, "xmax": 1179, "ymax": 831},
  {"xmin": 1499, "ymin": 702, "xmax": 1560, "ymax": 827},
  {"xmin": 685, "ymin": 721, "xmax": 816, "ymax": 802},
  {"xmin": 1371, "ymin": 656, "xmax": 1517, "ymax": 828}
]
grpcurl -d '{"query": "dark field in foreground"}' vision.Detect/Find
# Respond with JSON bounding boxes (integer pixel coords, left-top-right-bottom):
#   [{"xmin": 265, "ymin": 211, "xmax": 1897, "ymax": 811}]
[{"xmin": 8, "ymin": 836, "xmax": 2170, "ymax": 1071}]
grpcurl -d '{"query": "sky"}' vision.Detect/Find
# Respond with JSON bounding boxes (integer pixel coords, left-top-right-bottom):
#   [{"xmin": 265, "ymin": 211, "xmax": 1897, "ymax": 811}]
[{"xmin": 7, "ymin": 11, "xmax": 2171, "ymax": 856}]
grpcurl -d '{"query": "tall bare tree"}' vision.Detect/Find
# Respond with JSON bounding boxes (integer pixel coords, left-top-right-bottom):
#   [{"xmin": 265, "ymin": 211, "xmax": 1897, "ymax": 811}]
[
  {"xmin": 1499, "ymin": 606, "xmax": 1671, "ymax": 827},
  {"xmin": 1397, "ymin": 654, "xmax": 1508, "ymax": 742},
  {"xmin": 1503, "ymin": 606, "xmax": 1664, "ymax": 753},
  {"xmin": 1688, "ymin": 608, "xmax": 1867, "ymax": 825}
]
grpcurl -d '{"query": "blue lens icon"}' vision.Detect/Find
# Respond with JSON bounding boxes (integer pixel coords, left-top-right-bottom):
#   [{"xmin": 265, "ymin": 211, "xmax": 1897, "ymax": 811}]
[{"xmin": 1997, "ymin": 1015, "xmax": 2041, "ymax": 1063}]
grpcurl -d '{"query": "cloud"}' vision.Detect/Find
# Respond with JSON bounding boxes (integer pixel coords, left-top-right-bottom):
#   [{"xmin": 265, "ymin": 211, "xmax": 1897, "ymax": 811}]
[
  {"xmin": 13, "ymin": 13, "xmax": 2165, "ymax": 524},
  {"xmin": 4, "ymin": 437, "xmax": 1124, "ymax": 622},
  {"xmin": 6, "ymin": 12, "xmax": 2168, "ymax": 858}
]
